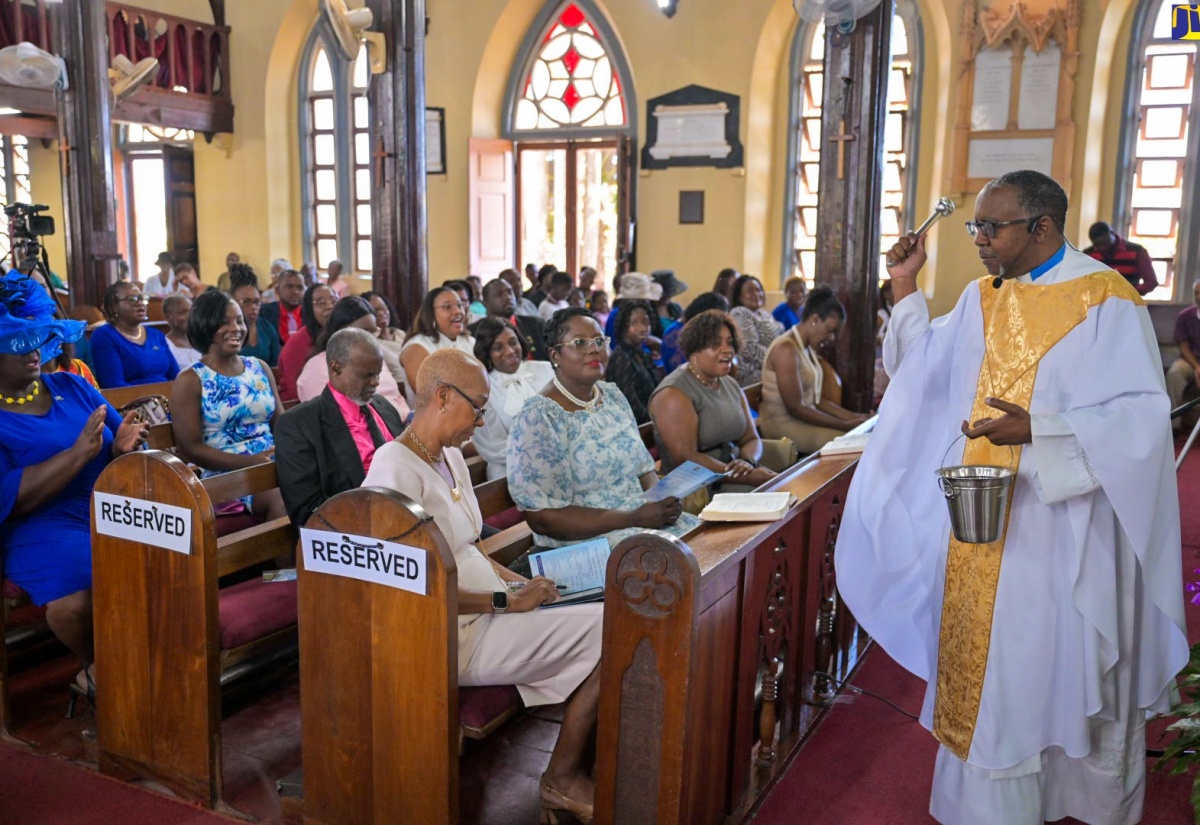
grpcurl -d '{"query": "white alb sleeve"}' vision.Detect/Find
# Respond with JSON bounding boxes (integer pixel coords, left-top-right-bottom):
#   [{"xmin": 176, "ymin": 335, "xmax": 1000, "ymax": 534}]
[
  {"xmin": 882, "ymin": 290, "xmax": 931, "ymax": 377},
  {"xmin": 1025, "ymin": 413, "xmax": 1100, "ymax": 505}
]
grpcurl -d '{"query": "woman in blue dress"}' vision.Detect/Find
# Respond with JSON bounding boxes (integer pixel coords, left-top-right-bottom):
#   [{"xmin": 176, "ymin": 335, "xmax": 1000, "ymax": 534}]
[
  {"xmin": 0, "ymin": 273, "xmax": 148, "ymax": 703},
  {"xmin": 507, "ymin": 307, "xmax": 698, "ymax": 550},
  {"xmin": 89, "ymin": 281, "xmax": 180, "ymax": 388},
  {"xmin": 170, "ymin": 290, "xmax": 287, "ymax": 521}
]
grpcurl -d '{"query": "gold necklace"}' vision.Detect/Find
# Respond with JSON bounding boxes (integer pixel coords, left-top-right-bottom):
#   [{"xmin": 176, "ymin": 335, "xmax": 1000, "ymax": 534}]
[
  {"xmin": 118, "ymin": 324, "xmax": 145, "ymax": 343},
  {"xmin": 406, "ymin": 426, "xmax": 444, "ymax": 464},
  {"xmin": 1, "ymin": 379, "xmax": 39, "ymax": 406},
  {"xmin": 687, "ymin": 363, "xmax": 718, "ymax": 390}
]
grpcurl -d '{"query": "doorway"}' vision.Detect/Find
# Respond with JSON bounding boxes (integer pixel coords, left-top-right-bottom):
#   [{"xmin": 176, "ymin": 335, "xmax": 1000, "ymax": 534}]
[{"xmin": 516, "ymin": 137, "xmax": 633, "ymax": 291}]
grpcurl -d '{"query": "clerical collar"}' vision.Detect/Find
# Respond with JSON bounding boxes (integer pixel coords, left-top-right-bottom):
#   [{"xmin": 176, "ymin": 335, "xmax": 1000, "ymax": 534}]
[{"xmin": 1028, "ymin": 243, "xmax": 1066, "ymax": 282}]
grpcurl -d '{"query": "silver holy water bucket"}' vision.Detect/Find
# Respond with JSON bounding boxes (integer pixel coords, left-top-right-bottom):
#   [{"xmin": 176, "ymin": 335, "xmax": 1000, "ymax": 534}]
[{"xmin": 935, "ymin": 464, "xmax": 1015, "ymax": 544}]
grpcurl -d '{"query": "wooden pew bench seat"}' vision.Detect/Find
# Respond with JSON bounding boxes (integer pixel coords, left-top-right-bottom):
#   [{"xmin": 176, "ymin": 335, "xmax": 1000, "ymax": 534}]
[{"xmin": 217, "ymin": 578, "xmax": 298, "ymax": 652}]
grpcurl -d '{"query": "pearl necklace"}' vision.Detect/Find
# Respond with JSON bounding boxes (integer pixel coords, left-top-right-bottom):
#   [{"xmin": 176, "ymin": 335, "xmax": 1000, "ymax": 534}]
[
  {"xmin": 553, "ymin": 376, "xmax": 601, "ymax": 411},
  {"xmin": 1, "ymin": 379, "xmax": 39, "ymax": 406},
  {"xmin": 406, "ymin": 427, "xmax": 444, "ymax": 464}
]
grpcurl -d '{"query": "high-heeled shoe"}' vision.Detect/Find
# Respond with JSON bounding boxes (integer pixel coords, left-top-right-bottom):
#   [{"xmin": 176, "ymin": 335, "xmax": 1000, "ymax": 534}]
[
  {"xmin": 539, "ymin": 776, "xmax": 593, "ymax": 824},
  {"xmin": 66, "ymin": 668, "xmax": 95, "ymax": 719}
]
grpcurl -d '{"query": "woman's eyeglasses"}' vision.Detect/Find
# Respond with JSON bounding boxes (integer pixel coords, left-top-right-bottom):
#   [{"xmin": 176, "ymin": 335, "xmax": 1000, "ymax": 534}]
[
  {"xmin": 438, "ymin": 381, "xmax": 486, "ymax": 423},
  {"xmin": 554, "ymin": 336, "xmax": 610, "ymax": 353},
  {"xmin": 117, "ymin": 294, "xmax": 149, "ymax": 305}
]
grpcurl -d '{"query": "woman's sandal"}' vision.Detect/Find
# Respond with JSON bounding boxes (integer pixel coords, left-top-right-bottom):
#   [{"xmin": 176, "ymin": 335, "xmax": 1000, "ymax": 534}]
[
  {"xmin": 66, "ymin": 667, "xmax": 96, "ymax": 719},
  {"xmin": 539, "ymin": 776, "xmax": 593, "ymax": 824}
]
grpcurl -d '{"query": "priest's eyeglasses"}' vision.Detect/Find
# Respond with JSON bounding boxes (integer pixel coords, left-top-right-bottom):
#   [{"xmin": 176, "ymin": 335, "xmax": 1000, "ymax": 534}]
[
  {"xmin": 438, "ymin": 381, "xmax": 486, "ymax": 423},
  {"xmin": 554, "ymin": 336, "xmax": 610, "ymax": 353},
  {"xmin": 964, "ymin": 216, "xmax": 1043, "ymax": 239}
]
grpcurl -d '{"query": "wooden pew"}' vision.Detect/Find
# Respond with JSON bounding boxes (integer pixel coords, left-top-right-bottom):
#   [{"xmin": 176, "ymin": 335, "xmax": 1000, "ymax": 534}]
[
  {"xmin": 744, "ymin": 381, "xmax": 763, "ymax": 413},
  {"xmin": 819, "ymin": 356, "xmax": 842, "ymax": 405},
  {"xmin": 100, "ymin": 380, "xmax": 175, "ymax": 411},
  {"xmin": 91, "ymin": 450, "xmax": 299, "ymax": 809},
  {"xmin": 296, "ymin": 486, "xmax": 463, "ymax": 822},
  {"xmin": 593, "ymin": 453, "xmax": 863, "ymax": 824}
]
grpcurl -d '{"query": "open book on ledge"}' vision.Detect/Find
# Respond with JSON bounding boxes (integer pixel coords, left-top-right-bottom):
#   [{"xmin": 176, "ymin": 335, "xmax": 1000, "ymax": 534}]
[
  {"xmin": 818, "ymin": 415, "xmax": 878, "ymax": 457},
  {"xmin": 699, "ymin": 492, "xmax": 797, "ymax": 523}
]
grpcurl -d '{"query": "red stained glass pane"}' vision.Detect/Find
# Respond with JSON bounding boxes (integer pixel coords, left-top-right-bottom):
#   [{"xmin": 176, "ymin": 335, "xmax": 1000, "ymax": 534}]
[
  {"xmin": 560, "ymin": 3, "xmax": 585, "ymax": 28},
  {"xmin": 563, "ymin": 46, "xmax": 581, "ymax": 75},
  {"xmin": 562, "ymin": 82, "xmax": 582, "ymax": 111}
]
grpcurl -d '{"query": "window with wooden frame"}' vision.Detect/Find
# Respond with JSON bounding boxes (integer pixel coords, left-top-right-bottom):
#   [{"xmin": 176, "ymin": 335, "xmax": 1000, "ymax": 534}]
[
  {"xmin": 784, "ymin": 1, "xmax": 923, "ymax": 287},
  {"xmin": 0, "ymin": 135, "xmax": 32, "ymax": 270},
  {"xmin": 299, "ymin": 24, "xmax": 372, "ymax": 274},
  {"xmin": 1114, "ymin": 0, "xmax": 1199, "ymax": 302}
]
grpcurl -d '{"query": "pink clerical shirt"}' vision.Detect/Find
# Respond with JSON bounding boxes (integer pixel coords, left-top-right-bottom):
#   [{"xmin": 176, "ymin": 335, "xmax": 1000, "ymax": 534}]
[{"xmin": 328, "ymin": 385, "xmax": 391, "ymax": 473}]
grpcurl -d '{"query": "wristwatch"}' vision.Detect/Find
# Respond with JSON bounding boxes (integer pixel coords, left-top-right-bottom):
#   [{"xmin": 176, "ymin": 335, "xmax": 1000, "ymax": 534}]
[{"xmin": 491, "ymin": 591, "xmax": 508, "ymax": 614}]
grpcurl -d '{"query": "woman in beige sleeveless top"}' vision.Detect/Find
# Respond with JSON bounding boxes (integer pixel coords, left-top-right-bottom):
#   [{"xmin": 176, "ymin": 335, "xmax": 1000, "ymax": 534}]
[{"xmin": 760, "ymin": 286, "xmax": 869, "ymax": 454}]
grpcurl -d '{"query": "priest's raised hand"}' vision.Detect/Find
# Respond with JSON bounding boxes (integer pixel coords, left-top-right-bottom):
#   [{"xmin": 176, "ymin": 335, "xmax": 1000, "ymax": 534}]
[
  {"xmin": 883, "ymin": 232, "xmax": 927, "ymax": 303},
  {"xmin": 960, "ymin": 396, "xmax": 1031, "ymax": 446}
]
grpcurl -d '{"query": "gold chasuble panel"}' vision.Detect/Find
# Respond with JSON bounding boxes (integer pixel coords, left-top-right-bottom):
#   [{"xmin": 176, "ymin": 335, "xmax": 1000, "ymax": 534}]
[{"xmin": 932, "ymin": 271, "xmax": 1142, "ymax": 760}]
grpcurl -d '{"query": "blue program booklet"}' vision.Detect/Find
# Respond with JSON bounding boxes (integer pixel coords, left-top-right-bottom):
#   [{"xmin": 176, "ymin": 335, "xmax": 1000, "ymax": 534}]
[
  {"xmin": 529, "ymin": 538, "xmax": 610, "ymax": 606},
  {"xmin": 643, "ymin": 460, "xmax": 725, "ymax": 503}
]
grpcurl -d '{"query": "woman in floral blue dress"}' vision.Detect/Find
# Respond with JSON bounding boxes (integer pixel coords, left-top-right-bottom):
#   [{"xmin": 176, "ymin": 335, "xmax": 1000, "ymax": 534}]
[
  {"xmin": 507, "ymin": 307, "xmax": 699, "ymax": 550},
  {"xmin": 171, "ymin": 290, "xmax": 287, "ymax": 521}
]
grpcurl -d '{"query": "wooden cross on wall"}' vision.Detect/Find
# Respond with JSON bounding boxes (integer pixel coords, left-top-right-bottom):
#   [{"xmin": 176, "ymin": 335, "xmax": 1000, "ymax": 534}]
[
  {"xmin": 372, "ymin": 138, "xmax": 393, "ymax": 187},
  {"xmin": 58, "ymin": 139, "xmax": 73, "ymax": 176},
  {"xmin": 829, "ymin": 121, "xmax": 854, "ymax": 179}
]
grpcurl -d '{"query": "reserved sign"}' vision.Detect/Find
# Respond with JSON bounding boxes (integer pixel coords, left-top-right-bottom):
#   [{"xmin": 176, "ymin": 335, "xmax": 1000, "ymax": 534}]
[
  {"xmin": 93, "ymin": 492, "xmax": 192, "ymax": 554},
  {"xmin": 300, "ymin": 528, "xmax": 427, "ymax": 595}
]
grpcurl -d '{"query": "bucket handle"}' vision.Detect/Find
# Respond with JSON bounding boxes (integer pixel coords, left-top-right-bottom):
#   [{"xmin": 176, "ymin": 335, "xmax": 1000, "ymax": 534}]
[{"xmin": 940, "ymin": 432, "xmax": 1016, "ymax": 473}]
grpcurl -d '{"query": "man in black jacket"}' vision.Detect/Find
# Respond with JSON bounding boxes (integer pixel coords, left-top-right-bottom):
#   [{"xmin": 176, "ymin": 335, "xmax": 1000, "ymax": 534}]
[
  {"xmin": 469, "ymin": 278, "xmax": 550, "ymax": 361},
  {"xmin": 275, "ymin": 327, "xmax": 405, "ymax": 526}
]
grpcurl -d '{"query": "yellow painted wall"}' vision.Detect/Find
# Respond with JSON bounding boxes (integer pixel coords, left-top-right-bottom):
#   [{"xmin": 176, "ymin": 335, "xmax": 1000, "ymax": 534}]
[
  {"xmin": 13, "ymin": 0, "xmax": 1149, "ymax": 317},
  {"xmin": 25, "ymin": 141, "xmax": 66, "ymax": 277}
]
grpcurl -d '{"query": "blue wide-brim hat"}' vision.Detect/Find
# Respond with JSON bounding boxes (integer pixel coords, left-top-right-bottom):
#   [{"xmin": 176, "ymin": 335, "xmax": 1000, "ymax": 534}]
[{"xmin": 0, "ymin": 272, "xmax": 85, "ymax": 363}]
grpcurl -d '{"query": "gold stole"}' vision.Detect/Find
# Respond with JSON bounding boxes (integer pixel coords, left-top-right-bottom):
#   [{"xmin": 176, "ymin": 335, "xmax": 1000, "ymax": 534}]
[{"xmin": 932, "ymin": 269, "xmax": 1142, "ymax": 760}]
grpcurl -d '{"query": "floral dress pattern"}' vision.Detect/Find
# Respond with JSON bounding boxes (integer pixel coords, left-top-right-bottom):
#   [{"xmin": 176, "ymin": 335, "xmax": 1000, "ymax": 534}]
[
  {"xmin": 193, "ymin": 357, "xmax": 276, "ymax": 465},
  {"xmin": 507, "ymin": 381, "xmax": 700, "ymax": 548},
  {"xmin": 731, "ymin": 306, "xmax": 783, "ymax": 388}
]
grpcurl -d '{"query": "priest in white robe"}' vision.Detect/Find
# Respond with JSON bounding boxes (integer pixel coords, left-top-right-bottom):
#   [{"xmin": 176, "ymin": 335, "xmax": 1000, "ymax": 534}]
[{"xmin": 835, "ymin": 170, "xmax": 1188, "ymax": 825}]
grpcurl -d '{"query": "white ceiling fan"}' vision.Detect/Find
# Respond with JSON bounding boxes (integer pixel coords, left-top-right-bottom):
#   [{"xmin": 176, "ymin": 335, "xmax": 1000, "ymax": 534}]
[
  {"xmin": 0, "ymin": 42, "xmax": 67, "ymax": 91},
  {"xmin": 320, "ymin": 0, "xmax": 387, "ymax": 74},
  {"xmin": 793, "ymin": 0, "xmax": 884, "ymax": 26},
  {"xmin": 109, "ymin": 54, "xmax": 158, "ymax": 103}
]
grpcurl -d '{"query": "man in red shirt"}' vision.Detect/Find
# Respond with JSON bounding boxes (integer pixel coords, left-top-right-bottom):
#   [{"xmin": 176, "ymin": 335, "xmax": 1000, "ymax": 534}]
[
  {"xmin": 1082, "ymin": 221, "xmax": 1158, "ymax": 295},
  {"xmin": 260, "ymin": 269, "xmax": 306, "ymax": 345}
]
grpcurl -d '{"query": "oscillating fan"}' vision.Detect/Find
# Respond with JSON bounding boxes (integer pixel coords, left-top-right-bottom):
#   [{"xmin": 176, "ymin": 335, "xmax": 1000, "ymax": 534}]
[
  {"xmin": 320, "ymin": 0, "xmax": 387, "ymax": 74},
  {"xmin": 109, "ymin": 54, "xmax": 158, "ymax": 102},
  {"xmin": 0, "ymin": 42, "xmax": 67, "ymax": 90},
  {"xmin": 793, "ymin": 0, "xmax": 884, "ymax": 26}
]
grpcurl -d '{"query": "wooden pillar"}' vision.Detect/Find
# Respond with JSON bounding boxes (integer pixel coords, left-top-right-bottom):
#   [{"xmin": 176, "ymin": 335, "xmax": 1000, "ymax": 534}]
[
  {"xmin": 53, "ymin": 0, "xmax": 120, "ymax": 308},
  {"xmin": 366, "ymin": 0, "xmax": 428, "ymax": 327},
  {"xmin": 813, "ymin": 2, "xmax": 893, "ymax": 413}
]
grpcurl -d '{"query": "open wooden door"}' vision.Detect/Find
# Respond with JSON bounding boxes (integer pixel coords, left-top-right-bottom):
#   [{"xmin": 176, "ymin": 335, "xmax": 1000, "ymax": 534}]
[
  {"xmin": 162, "ymin": 145, "xmax": 197, "ymax": 267},
  {"xmin": 616, "ymin": 133, "xmax": 636, "ymax": 274},
  {"xmin": 468, "ymin": 138, "xmax": 514, "ymax": 278}
]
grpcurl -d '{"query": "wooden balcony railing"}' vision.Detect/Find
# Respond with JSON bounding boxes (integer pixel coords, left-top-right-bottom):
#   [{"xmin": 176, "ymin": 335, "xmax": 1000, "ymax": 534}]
[{"xmin": 0, "ymin": 0, "xmax": 233, "ymax": 134}]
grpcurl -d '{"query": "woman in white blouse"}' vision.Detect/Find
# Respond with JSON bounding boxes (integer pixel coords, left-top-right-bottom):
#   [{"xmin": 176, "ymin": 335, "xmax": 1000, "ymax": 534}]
[
  {"xmin": 728, "ymin": 274, "xmax": 783, "ymax": 387},
  {"xmin": 471, "ymin": 318, "xmax": 555, "ymax": 481},
  {"xmin": 399, "ymin": 286, "xmax": 476, "ymax": 405},
  {"xmin": 364, "ymin": 348, "xmax": 600, "ymax": 823}
]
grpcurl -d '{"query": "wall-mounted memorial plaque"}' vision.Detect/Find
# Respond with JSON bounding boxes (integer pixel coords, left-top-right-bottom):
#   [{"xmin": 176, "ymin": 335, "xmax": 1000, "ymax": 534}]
[
  {"xmin": 641, "ymin": 84, "xmax": 744, "ymax": 170},
  {"xmin": 949, "ymin": 0, "xmax": 1080, "ymax": 193}
]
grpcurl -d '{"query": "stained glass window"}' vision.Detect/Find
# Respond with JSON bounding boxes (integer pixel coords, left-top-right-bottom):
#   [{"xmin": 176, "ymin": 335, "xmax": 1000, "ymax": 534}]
[
  {"xmin": 0, "ymin": 135, "xmax": 32, "ymax": 269},
  {"xmin": 510, "ymin": 1, "xmax": 628, "ymax": 134},
  {"xmin": 299, "ymin": 26, "xmax": 372, "ymax": 272},
  {"xmin": 1115, "ymin": 0, "xmax": 1196, "ymax": 301},
  {"xmin": 786, "ymin": 2, "xmax": 922, "ymax": 286}
]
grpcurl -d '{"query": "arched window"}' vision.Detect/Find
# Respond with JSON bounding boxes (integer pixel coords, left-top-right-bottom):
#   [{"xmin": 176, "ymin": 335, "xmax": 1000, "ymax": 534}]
[
  {"xmin": 504, "ymin": 0, "xmax": 635, "ymax": 139},
  {"xmin": 0, "ymin": 135, "xmax": 31, "ymax": 269},
  {"xmin": 501, "ymin": 0, "xmax": 636, "ymax": 286},
  {"xmin": 298, "ymin": 23, "xmax": 372, "ymax": 273},
  {"xmin": 1114, "ymin": 0, "xmax": 1198, "ymax": 302},
  {"xmin": 783, "ymin": 1, "xmax": 923, "ymax": 286}
]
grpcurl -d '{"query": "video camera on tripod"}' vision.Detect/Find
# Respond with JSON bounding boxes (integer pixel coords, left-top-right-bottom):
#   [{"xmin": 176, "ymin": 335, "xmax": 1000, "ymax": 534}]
[{"xmin": 4, "ymin": 202, "xmax": 55, "ymax": 275}]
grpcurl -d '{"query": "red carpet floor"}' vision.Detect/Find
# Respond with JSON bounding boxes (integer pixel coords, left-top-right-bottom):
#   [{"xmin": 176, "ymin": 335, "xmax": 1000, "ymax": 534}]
[
  {"xmin": 0, "ymin": 745, "xmax": 236, "ymax": 825},
  {"xmin": 751, "ymin": 436, "xmax": 1200, "ymax": 825}
]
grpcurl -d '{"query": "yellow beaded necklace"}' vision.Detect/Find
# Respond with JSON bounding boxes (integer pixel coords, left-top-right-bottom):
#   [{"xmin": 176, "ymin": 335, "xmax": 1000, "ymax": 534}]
[{"xmin": 1, "ymin": 379, "xmax": 39, "ymax": 406}]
